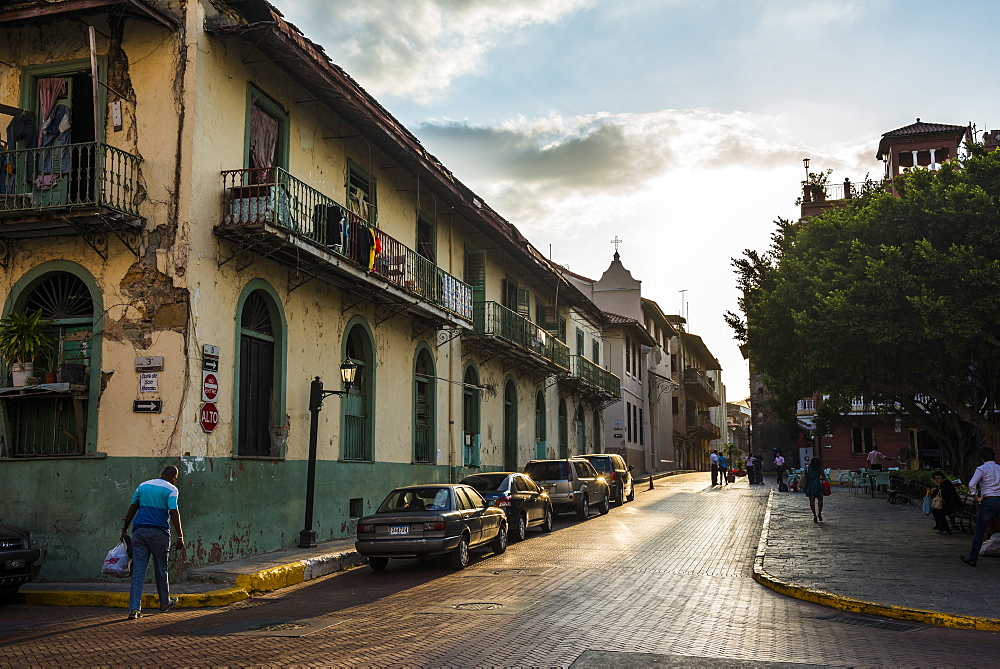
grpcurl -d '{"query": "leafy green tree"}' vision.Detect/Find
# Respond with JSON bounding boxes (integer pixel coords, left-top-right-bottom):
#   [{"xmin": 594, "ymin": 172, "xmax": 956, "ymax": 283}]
[{"xmin": 728, "ymin": 147, "xmax": 1000, "ymax": 479}]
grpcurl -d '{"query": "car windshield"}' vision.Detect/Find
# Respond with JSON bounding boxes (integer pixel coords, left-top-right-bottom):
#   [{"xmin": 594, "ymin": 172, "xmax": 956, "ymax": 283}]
[
  {"xmin": 585, "ymin": 456, "xmax": 612, "ymax": 472},
  {"xmin": 461, "ymin": 474, "xmax": 510, "ymax": 493},
  {"xmin": 524, "ymin": 461, "xmax": 569, "ymax": 481},
  {"xmin": 377, "ymin": 488, "xmax": 452, "ymax": 513}
]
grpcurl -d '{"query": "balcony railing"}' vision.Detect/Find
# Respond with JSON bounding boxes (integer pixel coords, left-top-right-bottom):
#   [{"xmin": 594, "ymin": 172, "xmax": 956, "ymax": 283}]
[
  {"xmin": 797, "ymin": 399, "xmax": 815, "ymax": 414},
  {"xmin": 801, "ymin": 178, "xmax": 885, "ymax": 204},
  {"xmin": 471, "ymin": 301, "xmax": 570, "ymax": 370},
  {"xmin": 220, "ymin": 167, "xmax": 472, "ymax": 321},
  {"xmin": 570, "ymin": 355, "xmax": 621, "ymax": 397},
  {"xmin": 0, "ymin": 142, "xmax": 141, "ymax": 217},
  {"xmin": 687, "ymin": 412, "xmax": 720, "ymax": 439},
  {"xmin": 683, "ymin": 368, "xmax": 720, "ymax": 405}
]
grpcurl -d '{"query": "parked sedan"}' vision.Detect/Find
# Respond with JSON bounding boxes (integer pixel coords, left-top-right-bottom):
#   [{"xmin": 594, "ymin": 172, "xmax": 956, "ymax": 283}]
[
  {"xmin": 460, "ymin": 472, "xmax": 554, "ymax": 541},
  {"xmin": 579, "ymin": 453, "xmax": 634, "ymax": 505},
  {"xmin": 356, "ymin": 484, "xmax": 507, "ymax": 571},
  {"xmin": 0, "ymin": 524, "xmax": 42, "ymax": 605},
  {"xmin": 523, "ymin": 459, "xmax": 610, "ymax": 519}
]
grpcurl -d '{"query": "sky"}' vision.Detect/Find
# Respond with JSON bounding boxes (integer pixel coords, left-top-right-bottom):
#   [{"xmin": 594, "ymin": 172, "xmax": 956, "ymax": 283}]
[{"xmin": 278, "ymin": 0, "xmax": 1000, "ymax": 399}]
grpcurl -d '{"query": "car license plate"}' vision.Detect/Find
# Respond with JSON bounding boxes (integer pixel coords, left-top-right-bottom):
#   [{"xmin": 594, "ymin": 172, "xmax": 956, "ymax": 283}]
[
  {"xmin": 5, "ymin": 559, "xmax": 24, "ymax": 569},
  {"xmin": 388, "ymin": 525, "xmax": 409, "ymax": 536}
]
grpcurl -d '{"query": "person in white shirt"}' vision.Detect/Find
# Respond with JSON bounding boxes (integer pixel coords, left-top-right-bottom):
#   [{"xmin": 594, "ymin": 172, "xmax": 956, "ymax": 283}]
[
  {"xmin": 710, "ymin": 450, "xmax": 720, "ymax": 487},
  {"xmin": 774, "ymin": 452, "xmax": 786, "ymax": 484},
  {"xmin": 960, "ymin": 447, "xmax": 1000, "ymax": 568},
  {"xmin": 866, "ymin": 447, "xmax": 887, "ymax": 471}
]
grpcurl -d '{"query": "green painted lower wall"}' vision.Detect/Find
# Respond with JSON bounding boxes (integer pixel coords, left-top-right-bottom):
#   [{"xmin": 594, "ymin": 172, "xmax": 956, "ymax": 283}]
[{"xmin": 1, "ymin": 455, "xmax": 501, "ymax": 582}]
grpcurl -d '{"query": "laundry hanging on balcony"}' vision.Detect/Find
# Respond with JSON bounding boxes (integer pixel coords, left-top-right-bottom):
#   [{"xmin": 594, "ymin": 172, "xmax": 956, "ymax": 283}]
[
  {"xmin": 2, "ymin": 113, "xmax": 38, "ymax": 195},
  {"xmin": 34, "ymin": 78, "xmax": 71, "ymax": 188}
]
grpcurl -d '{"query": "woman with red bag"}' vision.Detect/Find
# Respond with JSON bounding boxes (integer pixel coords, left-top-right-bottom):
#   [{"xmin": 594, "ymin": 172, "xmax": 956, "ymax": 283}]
[{"xmin": 803, "ymin": 457, "xmax": 828, "ymax": 523}]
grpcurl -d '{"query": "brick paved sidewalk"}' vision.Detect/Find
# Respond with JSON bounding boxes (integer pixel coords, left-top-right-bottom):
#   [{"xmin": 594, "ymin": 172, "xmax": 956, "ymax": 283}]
[{"xmin": 761, "ymin": 481, "xmax": 999, "ymax": 620}]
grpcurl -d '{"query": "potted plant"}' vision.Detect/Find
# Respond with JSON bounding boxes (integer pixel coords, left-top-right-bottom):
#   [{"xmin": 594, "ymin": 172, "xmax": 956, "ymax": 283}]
[{"xmin": 0, "ymin": 310, "xmax": 54, "ymax": 387}]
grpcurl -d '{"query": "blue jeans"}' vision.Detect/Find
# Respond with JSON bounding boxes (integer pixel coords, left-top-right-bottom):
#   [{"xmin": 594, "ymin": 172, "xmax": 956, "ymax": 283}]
[
  {"xmin": 966, "ymin": 496, "xmax": 1000, "ymax": 564},
  {"xmin": 129, "ymin": 527, "xmax": 171, "ymax": 611}
]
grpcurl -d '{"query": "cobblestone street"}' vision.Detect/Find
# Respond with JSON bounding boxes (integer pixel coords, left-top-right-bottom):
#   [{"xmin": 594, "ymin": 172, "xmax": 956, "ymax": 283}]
[{"xmin": 2, "ymin": 473, "xmax": 996, "ymax": 667}]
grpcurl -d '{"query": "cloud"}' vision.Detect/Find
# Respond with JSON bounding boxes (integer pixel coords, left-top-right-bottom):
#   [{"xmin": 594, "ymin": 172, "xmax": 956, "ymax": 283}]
[
  {"xmin": 758, "ymin": 0, "xmax": 867, "ymax": 31},
  {"xmin": 280, "ymin": 0, "xmax": 592, "ymax": 103}
]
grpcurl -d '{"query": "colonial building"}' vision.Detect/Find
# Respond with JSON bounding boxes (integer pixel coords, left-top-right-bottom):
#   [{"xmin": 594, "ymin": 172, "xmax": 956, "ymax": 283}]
[{"xmin": 0, "ymin": 0, "xmax": 619, "ymax": 581}]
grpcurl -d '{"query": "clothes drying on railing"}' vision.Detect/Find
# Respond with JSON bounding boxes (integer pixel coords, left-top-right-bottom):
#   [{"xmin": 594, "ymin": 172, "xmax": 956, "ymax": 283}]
[
  {"xmin": 356, "ymin": 224, "xmax": 381, "ymax": 271},
  {"xmin": 2, "ymin": 114, "xmax": 38, "ymax": 195},
  {"xmin": 34, "ymin": 103, "xmax": 71, "ymax": 190}
]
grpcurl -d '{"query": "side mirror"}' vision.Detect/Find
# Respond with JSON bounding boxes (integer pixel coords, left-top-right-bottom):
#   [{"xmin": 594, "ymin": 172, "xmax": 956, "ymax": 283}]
[{"xmin": 627, "ymin": 466, "xmax": 634, "ymax": 471}]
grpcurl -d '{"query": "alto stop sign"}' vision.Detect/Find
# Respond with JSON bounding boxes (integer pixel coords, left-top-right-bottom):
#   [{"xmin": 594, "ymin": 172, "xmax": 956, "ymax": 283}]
[{"xmin": 199, "ymin": 402, "xmax": 219, "ymax": 433}]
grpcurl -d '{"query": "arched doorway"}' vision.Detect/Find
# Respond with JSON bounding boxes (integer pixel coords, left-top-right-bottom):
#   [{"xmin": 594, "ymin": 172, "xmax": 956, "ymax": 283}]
[
  {"xmin": 503, "ymin": 380, "xmax": 517, "ymax": 470},
  {"xmin": 412, "ymin": 346, "xmax": 435, "ymax": 464},
  {"xmin": 4, "ymin": 270, "xmax": 98, "ymax": 456},
  {"xmin": 462, "ymin": 365, "xmax": 480, "ymax": 466},
  {"xmin": 237, "ymin": 289, "xmax": 281, "ymax": 457},
  {"xmin": 342, "ymin": 320, "xmax": 375, "ymax": 461},
  {"xmin": 535, "ymin": 390, "xmax": 547, "ymax": 460}
]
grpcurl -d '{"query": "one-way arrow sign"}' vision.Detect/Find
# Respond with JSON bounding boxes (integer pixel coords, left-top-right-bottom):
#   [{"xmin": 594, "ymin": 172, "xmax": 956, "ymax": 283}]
[{"xmin": 133, "ymin": 400, "xmax": 163, "ymax": 414}]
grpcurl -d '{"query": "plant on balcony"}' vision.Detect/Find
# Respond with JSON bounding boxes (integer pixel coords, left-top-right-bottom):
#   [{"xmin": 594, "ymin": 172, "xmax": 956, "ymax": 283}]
[
  {"xmin": 0, "ymin": 310, "xmax": 54, "ymax": 386},
  {"xmin": 796, "ymin": 168, "xmax": 833, "ymax": 204}
]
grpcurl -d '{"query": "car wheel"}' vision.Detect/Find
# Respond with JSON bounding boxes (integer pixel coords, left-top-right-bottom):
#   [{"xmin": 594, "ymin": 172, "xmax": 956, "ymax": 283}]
[
  {"xmin": 598, "ymin": 493, "xmax": 610, "ymax": 515},
  {"xmin": 449, "ymin": 535, "xmax": 470, "ymax": 569},
  {"xmin": 368, "ymin": 557, "xmax": 389, "ymax": 572},
  {"xmin": 577, "ymin": 494, "xmax": 590, "ymax": 520},
  {"xmin": 491, "ymin": 523, "xmax": 508, "ymax": 555},
  {"xmin": 513, "ymin": 513, "xmax": 527, "ymax": 542},
  {"xmin": 626, "ymin": 483, "xmax": 635, "ymax": 502},
  {"xmin": 540, "ymin": 505, "xmax": 554, "ymax": 532}
]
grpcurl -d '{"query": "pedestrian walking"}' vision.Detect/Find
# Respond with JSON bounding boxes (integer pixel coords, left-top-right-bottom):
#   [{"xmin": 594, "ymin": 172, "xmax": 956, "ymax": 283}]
[
  {"xmin": 774, "ymin": 452, "xmax": 785, "ymax": 485},
  {"xmin": 746, "ymin": 453, "xmax": 758, "ymax": 484},
  {"xmin": 866, "ymin": 446, "xmax": 887, "ymax": 471},
  {"xmin": 710, "ymin": 449, "xmax": 719, "ymax": 487},
  {"xmin": 802, "ymin": 456, "xmax": 827, "ymax": 522},
  {"xmin": 753, "ymin": 452, "xmax": 763, "ymax": 485},
  {"xmin": 928, "ymin": 470, "xmax": 960, "ymax": 535},
  {"xmin": 960, "ymin": 447, "xmax": 1000, "ymax": 568},
  {"xmin": 120, "ymin": 466, "xmax": 184, "ymax": 619},
  {"xmin": 718, "ymin": 453, "xmax": 729, "ymax": 486}
]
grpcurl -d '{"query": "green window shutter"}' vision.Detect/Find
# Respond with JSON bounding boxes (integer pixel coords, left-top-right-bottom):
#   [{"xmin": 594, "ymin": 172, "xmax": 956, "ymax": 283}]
[
  {"xmin": 575, "ymin": 328, "xmax": 584, "ymax": 357},
  {"xmin": 592, "ymin": 339, "xmax": 600, "ymax": 364},
  {"xmin": 464, "ymin": 249, "xmax": 485, "ymax": 290},
  {"xmin": 558, "ymin": 317, "xmax": 567, "ymax": 343},
  {"xmin": 516, "ymin": 287, "xmax": 530, "ymax": 319}
]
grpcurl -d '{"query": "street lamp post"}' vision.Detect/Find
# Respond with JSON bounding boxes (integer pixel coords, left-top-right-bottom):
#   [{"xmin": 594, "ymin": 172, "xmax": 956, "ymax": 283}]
[{"xmin": 298, "ymin": 360, "xmax": 358, "ymax": 549}]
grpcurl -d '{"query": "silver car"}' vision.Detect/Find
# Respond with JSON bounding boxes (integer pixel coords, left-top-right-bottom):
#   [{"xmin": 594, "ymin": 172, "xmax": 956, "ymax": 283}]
[{"xmin": 523, "ymin": 459, "xmax": 610, "ymax": 519}]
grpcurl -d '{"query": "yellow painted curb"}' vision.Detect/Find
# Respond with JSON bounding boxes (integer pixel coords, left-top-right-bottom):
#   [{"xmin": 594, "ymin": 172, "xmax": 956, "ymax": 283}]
[
  {"xmin": 234, "ymin": 561, "xmax": 306, "ymax": 593},
  {"xmin": 22, "ymin": 586, "xmax": 250, "ymax": 609},
  {"xmin": 754, "ymin": 490, "xmax": 1000, "ymax": 632}
]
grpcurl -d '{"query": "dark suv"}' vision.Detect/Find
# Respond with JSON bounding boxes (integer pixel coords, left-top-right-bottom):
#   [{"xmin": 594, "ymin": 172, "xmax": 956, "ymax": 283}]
[
  {"xmin": 579, "ymin": 453, "xmax": 634, "ymax": 505},
  {"xmin": 0, "ymin": 524, "xmax": 42, "ymax": 605},
  {"xmin": 523, "ymin": 458, "xmax": 610, "ymax": 520}
]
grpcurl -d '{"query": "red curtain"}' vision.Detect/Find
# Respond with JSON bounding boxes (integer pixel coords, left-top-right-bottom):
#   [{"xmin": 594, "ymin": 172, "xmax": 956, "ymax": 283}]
[
  {"xmin": 36, "ymin": 78, "xmax": 67, "ymax": 146},
  {"xmin": 249, "ymin": 101, "xmax": 278, "ymax": 184}
]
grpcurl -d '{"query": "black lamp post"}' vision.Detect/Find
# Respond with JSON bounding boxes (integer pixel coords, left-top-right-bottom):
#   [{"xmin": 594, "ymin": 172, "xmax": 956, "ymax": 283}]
[
  {"xmin": 803, "ymin": 157, "xmax": 810, "ymax": 179},
  {"xmin": 298, "ymin": 360, "xmax": 358, "ymax": 548}
]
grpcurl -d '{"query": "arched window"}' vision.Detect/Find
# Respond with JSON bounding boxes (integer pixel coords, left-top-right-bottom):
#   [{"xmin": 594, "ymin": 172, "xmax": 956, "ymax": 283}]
[
  {"xmin": 503, "ymin": 380, "xmax": 517, "ymax": 470},
  {"xmin": 462, "ymin": 365, "xmax": 480, "ymax": 467},
  {"xmin": 575, "ymin": 403, "xmax": 586, "ymax": 455},
  {"xmin": 3, "ymin": 269, "xmax": 99, "ymax": 457},
  {"xmin": 342, "ymin": 320, "xmax": 375, "ymax": 461},
  {"xmin": 535, "ymin": 391, "xmax": 547, "ymax": 460},
  {"xmin": 413, "ymin": 346, "xmax": 435, "ymax": 464},
  {"xmin": 558, "ymin": 398, "xmax": 568, "ymax": 458},
  {"xmin": 237, "ymin": 289, "xmax": 284, "ymax": 457}
]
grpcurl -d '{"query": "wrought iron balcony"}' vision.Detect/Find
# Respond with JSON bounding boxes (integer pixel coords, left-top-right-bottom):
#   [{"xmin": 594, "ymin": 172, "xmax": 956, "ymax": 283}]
[
  {"xmin": 0, "ymin": 142, "xmax": 143, "ymax": 253},
  {"xmin": 218, "ymin": 167, "xmax": 473, "ymax": 325},
  {"xmin": 683, "ymin": 368, "xmax": 720, "ymax": 406},
  {"xmin": 467, "ymin": 301, "xmax": 570, "ymax": 373},
  {"xmin": 566, "ymin": 355, "xmax": 621, "ymax": 400},
  {"xmin": 687, "ymin": 411, "xmax": 720, "ymax": 440}
]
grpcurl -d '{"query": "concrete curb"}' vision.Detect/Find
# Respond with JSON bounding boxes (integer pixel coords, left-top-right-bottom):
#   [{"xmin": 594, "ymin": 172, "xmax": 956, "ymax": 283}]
[
  {"xmin": 22, "ymin": 548, "xmax": 365, "ymax": 610},
  {"xmin": 752, "ymin": 489, "xmax": 1000, "ymax": 632}
]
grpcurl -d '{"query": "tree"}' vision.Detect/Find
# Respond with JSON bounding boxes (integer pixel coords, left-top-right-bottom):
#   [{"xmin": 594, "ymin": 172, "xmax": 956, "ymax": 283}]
[{"xmin": 727, "ymin": 147, "xmax": 1000, "ymax": 479}]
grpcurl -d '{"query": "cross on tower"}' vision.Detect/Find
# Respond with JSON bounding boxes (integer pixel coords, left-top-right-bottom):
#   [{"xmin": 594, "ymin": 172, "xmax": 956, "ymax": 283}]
[{"xmin": 611, "ymin": 236, "xmax": 622, "ymax": 252}]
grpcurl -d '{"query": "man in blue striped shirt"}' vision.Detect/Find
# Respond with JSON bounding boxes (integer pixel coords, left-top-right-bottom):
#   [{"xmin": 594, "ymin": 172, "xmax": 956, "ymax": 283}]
[{"xmin": 120, "ymin": 466, "xmax": 184, "ymax": 619}]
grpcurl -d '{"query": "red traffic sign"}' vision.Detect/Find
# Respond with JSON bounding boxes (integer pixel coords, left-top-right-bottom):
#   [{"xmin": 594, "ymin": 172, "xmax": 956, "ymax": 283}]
[
  {"xmin": 199, "ymin": 402, "xmax": 219, "ymax": 433},
  {"xmin": 201, "ymin": 371, "xmax": 219, "ymax": 402}
]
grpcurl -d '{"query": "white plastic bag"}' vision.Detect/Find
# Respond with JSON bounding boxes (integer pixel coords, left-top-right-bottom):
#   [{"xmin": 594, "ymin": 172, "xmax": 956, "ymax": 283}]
[
  {"xmin": 979, "ymin": 534, "xmax": 1000, "ymax": 558},
  {"xmin": 102, "ymin": 541, "xmax": 131, "ymax": 578}
]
